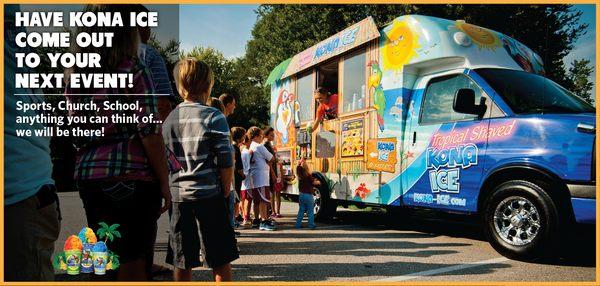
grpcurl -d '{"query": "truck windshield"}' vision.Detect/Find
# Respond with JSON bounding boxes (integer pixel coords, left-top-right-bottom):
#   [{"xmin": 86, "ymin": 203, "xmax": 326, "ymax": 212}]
[{"xmin": 476, "ymin": 68, "xmax": 595, "ymax": 114}]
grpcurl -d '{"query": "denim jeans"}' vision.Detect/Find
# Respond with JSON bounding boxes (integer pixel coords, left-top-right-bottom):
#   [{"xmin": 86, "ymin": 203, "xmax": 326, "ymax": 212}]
[{"xmin": 296, "ymin": 193, "xmax": 315, "ymax": 228}]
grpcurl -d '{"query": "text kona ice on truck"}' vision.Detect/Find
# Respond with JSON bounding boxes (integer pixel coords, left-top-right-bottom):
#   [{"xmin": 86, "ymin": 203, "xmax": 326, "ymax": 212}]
[{"xmin": 266, "ymin": 15, "xmax": 596, "ymax": 259}]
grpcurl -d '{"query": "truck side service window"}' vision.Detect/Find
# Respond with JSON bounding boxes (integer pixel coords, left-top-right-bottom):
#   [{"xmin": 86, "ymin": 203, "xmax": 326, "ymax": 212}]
[
  {"xmin": 342, "ymin": 49, "xmax": 367, "ymax": 113},
  {"xmin": 420, "ymin": 74, "xmax": 485, "ymax": 125},
  {"xmin": 296, "ymin": 72, "xmax": 313, "ymax": 123}
]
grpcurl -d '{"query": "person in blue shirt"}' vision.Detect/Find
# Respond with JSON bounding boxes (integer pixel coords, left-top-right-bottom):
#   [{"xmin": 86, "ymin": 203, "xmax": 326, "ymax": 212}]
[{"xmin": 4, "ymin": 5, "xmax": 60, "ymax": 281}]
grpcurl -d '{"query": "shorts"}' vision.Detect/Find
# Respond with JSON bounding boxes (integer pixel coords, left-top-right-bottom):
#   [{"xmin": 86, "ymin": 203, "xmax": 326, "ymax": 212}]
[
  {"xmin": 5, "ymin": 185, "xmax": 60, "ymax": 281},
  {"xmin": 251, "ymin": 186, "xmax": 270, "ymax": 204},
  {"xmin": 78, "ymin": 180, "xmax": 161, "ymax": 264},
  {"xmin": 166, "ymin": 194, "xmax": 239, "ymax": 269},
  {"xmin": 241, "ymin": 189, "xmax": 251, "ymax": 201},
  {"xmin": 274, "ymin": 182, "xmax": 284, "ymax": 193}
]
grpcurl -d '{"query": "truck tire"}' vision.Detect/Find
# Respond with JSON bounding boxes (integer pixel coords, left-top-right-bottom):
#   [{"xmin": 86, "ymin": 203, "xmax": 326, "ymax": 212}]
[
  {"xmin": 312, "ymin": 173, "xmax": 336, "ymax": 221},
  {"xmin": 483, "ymin": 180, "xmax": 561, "ymax": 260}
]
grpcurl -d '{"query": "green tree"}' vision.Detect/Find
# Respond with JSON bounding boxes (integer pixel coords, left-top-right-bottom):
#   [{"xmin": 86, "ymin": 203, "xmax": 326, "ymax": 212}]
[
  {"xmin": 567, "ymin": 59, "xmax": 595, "ymax": 105},
  {"xmin": 182, "ymin": 47, "xmax": 236, "ymax": 100},
  {"xmin": 180, "ymin": 47, "xmax": 270, "ymax": 128}
]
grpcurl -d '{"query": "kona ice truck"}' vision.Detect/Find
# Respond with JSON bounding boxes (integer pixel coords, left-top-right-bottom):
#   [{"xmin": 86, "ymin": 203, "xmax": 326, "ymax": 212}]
[{"xmin": 266, "ymin": 15, "xmax": 596, "ymax": 259}]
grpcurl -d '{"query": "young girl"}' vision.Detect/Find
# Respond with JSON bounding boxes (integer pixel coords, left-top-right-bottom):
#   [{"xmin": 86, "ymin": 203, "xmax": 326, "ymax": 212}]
[
  {"xmin": 247, "ymin": 127, "xmax": 275, "ymax": 231},
  {"xmin": 240, "ymin": 134, "xmax": 254, "ymax": 226},
  {"xmin": 295, "ymin": 159, "xmax": 320, "ymax": 229}
]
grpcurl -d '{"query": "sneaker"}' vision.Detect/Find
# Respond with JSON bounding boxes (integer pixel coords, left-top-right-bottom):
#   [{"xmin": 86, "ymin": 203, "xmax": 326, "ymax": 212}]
[
  {"xmin": 275, "ymin": 214, "xmax": 283, "ymax": 218},
  {"xmin": 236, "ymin": 214, "xmax": 243, "ymax": 223},
  {"xmin": 259, "ymin": 220, "xmax": 276, "ymax": 231},
  {"xmin": 252, "ymin": 219, "xmax": 261, "ymax": 228}
]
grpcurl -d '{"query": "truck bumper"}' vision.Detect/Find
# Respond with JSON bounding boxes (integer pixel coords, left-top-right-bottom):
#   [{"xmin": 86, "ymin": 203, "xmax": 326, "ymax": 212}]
[
  {"xmin": 568, "ymin": 183, "xmax": 596, "ymax": 224},
  {"xmin": 571, "ymin": 198, "xmax": 595, "ymax": 224}
]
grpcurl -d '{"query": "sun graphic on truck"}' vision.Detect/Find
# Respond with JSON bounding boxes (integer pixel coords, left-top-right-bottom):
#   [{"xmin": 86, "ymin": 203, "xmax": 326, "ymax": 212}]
[
  {"xmin": 455, "ymin": 20, "xmax": 501, "ymax": 50},
  {"xmin": 382, "ymin": 18, "xmax": 420, "ymax": 70}
]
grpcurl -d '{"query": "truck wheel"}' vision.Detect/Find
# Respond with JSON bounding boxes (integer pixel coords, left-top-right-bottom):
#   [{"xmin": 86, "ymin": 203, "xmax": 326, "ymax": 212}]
[
  {"xmin": 483, "ymin": 180, "xmax": 560, "ymax": 260},
  {"xmin": 313, "ymin": 174, "xmax": 336, "ymax": 221}
]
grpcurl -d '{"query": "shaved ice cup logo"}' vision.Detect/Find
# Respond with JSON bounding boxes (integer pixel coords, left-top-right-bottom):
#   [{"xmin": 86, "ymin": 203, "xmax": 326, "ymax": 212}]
[
  {"xmin": 93, "ymin": 242, "xmax": 108, "ymax": 275},
  {"xmin": 65, "ymin": 249, "xmax": 82, "ymax": 275},
  {"xmin": 80, "ymin": 244, "xmax": 94, "ymax": 273},
  {"xmin": 53, "ymin": 223, "xmax": 121, "ymax": 276},
  {"xmin": 64, "ymin": 235, "xmax": 83, "ymax": 275}
]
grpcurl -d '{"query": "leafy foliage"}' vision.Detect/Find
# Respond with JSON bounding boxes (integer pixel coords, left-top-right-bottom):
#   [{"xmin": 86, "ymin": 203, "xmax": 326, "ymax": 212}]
[
  {"xmin": 52, "ymin": 252, "xmax": 67, "ymax": 271},
  {"xmin": 566, "ymin": 59, "xmax": 595, "ymax": 105},
  {"xmin": 107, "ymin": 250, "xmax": 121, "ymax": 270}
]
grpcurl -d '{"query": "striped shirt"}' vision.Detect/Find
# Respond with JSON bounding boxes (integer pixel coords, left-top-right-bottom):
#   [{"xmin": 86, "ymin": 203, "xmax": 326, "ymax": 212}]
[
  {"xmin": 142, "ymin": 44, "xmax": 174, "ymax": 97},
  {"xmin": 65, "ymin": 59, "xmax": 162, "ymax": 182},
  {"xmin": 162, "ymin": 102, "xmax": 233, "ymax": 202}
]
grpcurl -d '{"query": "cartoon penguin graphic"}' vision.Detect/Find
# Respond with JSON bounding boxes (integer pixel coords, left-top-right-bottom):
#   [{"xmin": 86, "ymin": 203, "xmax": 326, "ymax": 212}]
[{"xmin": 275, "ymin": 90, "xmax": 293, "ymax": 145}]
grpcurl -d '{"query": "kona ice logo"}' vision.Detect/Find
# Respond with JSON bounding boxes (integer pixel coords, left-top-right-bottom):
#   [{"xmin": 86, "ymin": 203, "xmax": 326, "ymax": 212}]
[
  {"xmin": 424, "ymin": 120, "xmax": 516, "ymax": 194},
  {"xmin": 426, "ymin": 143, "xmax": 478, "ymax": 193}
]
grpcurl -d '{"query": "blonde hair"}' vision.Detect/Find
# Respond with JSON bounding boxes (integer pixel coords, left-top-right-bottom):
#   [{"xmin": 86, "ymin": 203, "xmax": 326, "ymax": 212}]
[{"xmin": 174, "ymin": 58, "xmax": 214, "ymax": 102}]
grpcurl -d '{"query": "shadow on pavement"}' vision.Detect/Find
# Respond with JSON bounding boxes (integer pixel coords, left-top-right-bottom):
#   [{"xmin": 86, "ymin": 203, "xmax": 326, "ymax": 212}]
[
  {"xmin": 332, "ymin": 208, "xmax": 596, "ymax": 268},
  {"xmin": 148, "ymin": 260, "xmax": 512, "ymax": 282}
]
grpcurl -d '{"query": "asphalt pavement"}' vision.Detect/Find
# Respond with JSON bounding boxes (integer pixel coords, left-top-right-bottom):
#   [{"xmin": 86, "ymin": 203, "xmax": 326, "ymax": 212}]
[{"xmin": 54, "ymin": 192, "xmax": 595, "ymax": 282}]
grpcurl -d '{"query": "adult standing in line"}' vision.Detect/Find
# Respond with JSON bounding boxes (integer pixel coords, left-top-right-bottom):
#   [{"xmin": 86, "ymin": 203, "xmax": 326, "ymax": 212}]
[
  {"xmin": 4, "ymin": 5, "xmax": 60, "ymax": 281},
  {"xmin": 135, "ymin": 4, "xmax": 176, "ymax": 277},
  {"xmin": 65, "ymin": 5, "xmax": 171, "ymax": 281},
  {"xmin": 135, "ymin": 4, "xmax": 175, "ymax": 122},
  {"xmin": 219, "ymin": 93, "xmax": 236, "ymax": 118}
]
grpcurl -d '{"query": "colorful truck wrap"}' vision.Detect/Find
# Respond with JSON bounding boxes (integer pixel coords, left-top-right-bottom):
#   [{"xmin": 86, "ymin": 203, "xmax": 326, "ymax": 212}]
[{"xmin": 268, "ymin": 15, "xmax": 596, "ymax": 258}]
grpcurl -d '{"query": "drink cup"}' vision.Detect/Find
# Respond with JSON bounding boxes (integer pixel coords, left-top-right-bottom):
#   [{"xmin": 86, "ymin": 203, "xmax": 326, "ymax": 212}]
[
  {"xmin": 64, "ymin": 250, "xmax": 82, "ymax": 275},
  {"xmin": 92, "ymin": 251, "xmax": 108, "ymax": 275},
  {"xmin": 80, "ymin": 243, "xmax": 94, "ymax": 273}
]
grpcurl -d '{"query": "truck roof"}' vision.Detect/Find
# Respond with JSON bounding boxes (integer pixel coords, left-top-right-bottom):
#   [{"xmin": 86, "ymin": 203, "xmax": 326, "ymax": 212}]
[{"xmin": 266, "ymin": 14, "xmax": 545, "ymax": 84}]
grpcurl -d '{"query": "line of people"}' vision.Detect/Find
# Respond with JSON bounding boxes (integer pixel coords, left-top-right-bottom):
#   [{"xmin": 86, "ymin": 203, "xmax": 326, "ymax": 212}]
[{"xmin": 5, "ymin": 3, "xmax": 317, "ymax": 282}]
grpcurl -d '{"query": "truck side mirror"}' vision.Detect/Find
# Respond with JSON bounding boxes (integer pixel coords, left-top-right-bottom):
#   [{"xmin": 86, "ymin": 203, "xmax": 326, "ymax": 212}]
[{"xmin": 453, "ymin": 88, "xmax": 487, "ymax": 118}]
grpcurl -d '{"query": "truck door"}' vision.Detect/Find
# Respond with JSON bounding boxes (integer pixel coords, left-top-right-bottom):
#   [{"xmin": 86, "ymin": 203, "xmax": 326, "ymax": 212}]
[{"xmin": 401, "ymin": 70, "xmax": 492, "ymax": 212}]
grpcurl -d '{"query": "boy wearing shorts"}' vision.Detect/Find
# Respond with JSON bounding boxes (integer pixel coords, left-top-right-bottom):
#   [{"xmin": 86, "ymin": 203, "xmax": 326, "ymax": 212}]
[{"xmin": 162, "ymin": 58, "xmax": 238, "ymax": 281}]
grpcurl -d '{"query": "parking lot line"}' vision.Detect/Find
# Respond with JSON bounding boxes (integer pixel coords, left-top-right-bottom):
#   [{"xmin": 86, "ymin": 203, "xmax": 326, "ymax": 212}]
[{"xmin": 376, "ymin": 257, "xmax": 511, "ymax": 282}]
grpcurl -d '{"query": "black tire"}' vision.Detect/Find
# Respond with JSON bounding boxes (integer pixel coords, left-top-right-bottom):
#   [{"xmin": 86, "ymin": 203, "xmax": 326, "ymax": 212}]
[
  {"xmin": 482, "ymin": 179, "xmax": 561, "ymax": 260},
  {"xmin": 312, "ymin": 173, "xmax": 336, "ymax": 221}
]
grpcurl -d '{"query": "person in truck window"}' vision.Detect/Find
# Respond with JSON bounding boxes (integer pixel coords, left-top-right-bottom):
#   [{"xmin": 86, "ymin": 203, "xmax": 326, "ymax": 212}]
[{"xmin": 309, "ymin": 87, "xmax": 338, "ymax": 133}]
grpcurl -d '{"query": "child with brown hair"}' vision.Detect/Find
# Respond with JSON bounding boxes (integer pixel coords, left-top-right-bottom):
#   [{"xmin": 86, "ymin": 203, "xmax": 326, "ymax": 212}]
[
  {"xmin": 247, "ymin": 127, "xmax": 276, "ymax": 231},
  {"xmin": 295, "ymin": 159, "xmax": 320, "ymax": 229}
]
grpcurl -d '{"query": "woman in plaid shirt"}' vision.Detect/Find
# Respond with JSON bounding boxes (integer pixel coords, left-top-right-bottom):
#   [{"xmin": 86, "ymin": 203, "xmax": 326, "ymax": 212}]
[{"xmin": 64, "ymin": 5, "xmax": 171, "ymax": 281}]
